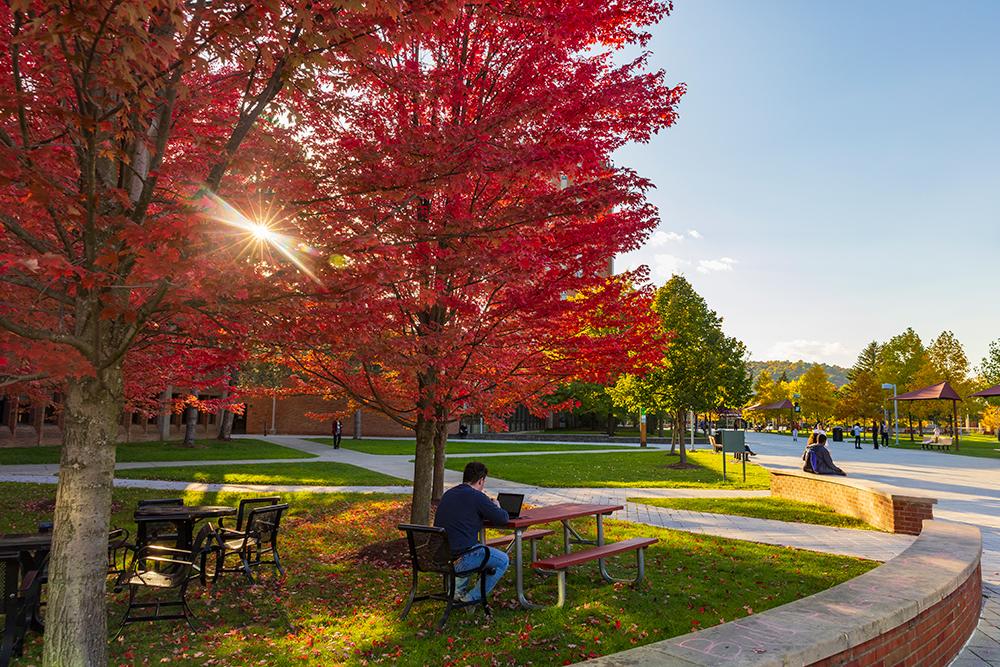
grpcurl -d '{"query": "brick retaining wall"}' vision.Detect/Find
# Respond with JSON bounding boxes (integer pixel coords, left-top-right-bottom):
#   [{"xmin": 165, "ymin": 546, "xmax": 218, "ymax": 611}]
[
  {"xmin": 770, "ymin": 469, "xmax": 936, "ymax": 535},
  {"xmin": 811, "ymin": 564, "xmax": 981, "ymax": 667},
  {"xmin": 577, "ymin": 520, "xmax": 982, "ymax": 667}
]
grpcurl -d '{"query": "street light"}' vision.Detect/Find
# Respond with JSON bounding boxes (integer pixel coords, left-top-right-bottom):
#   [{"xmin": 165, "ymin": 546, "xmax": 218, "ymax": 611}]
[{"xmin": 881, "ymin": 383, "xmax": 899, "ymax": 446}]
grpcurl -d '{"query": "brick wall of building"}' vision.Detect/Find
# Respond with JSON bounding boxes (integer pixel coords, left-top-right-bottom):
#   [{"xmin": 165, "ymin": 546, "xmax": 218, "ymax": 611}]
[
  {"xmin": 770, "ymin": 471, "xmax": 935, "ymax": 535},
  {"xmin": 810, "ymin": 563, "xmax": 982, "ymax": 667},
  {"xmin": 242, "ymin": 394, "xmax": 424, "ymax": 438}
]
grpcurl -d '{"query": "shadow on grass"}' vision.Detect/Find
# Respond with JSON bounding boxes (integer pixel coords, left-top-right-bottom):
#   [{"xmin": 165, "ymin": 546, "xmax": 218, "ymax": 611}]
[{"xmin": 0, "ymin": 483, "xmax": 872, "ymax": 666}]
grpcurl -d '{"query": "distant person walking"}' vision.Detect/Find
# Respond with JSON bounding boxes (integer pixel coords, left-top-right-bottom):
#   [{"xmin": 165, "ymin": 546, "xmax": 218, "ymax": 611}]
[
  {"xmin": 792, "ymin": 424, "xmax": 799, "ymax": 443},
  {"xmin": 872, "ymin": 420, "xmax": 879, "ymax": 450},
  {"xmin": 852, "ymin": 423, "xmax": 862, "ymax": 449},
  {"xmin": 332, "ymin": 419, "xmax": 343, "ymax": 449},
  {"xmin": 881, "ymin": 421, "xmax": 889, "ymax": 447}
]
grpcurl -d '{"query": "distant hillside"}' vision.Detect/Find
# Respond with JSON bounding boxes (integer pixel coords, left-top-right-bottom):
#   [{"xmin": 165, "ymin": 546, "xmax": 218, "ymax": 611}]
[{"xmin": 748, "ymin": 360, "xmax": 850, "ymax": 388}]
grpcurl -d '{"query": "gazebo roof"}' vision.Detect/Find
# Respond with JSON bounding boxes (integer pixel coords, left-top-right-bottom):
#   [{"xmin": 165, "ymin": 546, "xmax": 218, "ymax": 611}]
[
  {"xmin": 972, "ymin": 383, "xmax": 1000, "ymax": 398},
  {"xmin": 746, "ymin": 398, "xmax": 793, "ymax": 411},
  {"xmin": 893, "ymin": 381, "xmax": 962, "ymax": 402}
]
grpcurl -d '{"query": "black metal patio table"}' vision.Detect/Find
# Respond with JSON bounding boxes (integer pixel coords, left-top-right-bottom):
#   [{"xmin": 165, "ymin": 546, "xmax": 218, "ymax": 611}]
[
  {"xmin": 134, "ymin": 505, "xmax": 236, "ymax": 552},
  {"xmin": 0, "ymin": 533, "xmax": 52, "ymax": 666}
]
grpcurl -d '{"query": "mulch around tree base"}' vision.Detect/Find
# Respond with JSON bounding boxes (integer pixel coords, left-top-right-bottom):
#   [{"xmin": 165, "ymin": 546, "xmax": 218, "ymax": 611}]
[
  {"xmin": 665, "ymin": 462, "xmax": 699, "ymax": 470},
  {"xmin": 352, "ymin": 537, "xmax": 411, "ymax": 569}
]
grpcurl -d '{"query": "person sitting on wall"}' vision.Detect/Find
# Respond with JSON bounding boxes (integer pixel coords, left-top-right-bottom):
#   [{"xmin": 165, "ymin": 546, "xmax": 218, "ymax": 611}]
[{"xmin": 802, "ymin": 433, "xmax": 846, "ymax": 476}]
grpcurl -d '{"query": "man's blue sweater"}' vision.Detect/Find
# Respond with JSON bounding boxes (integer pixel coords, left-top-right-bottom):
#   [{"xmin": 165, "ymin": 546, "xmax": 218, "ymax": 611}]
[{"xmin": 434, "ymin": 483, "xmax": 510, "ymax": 555}]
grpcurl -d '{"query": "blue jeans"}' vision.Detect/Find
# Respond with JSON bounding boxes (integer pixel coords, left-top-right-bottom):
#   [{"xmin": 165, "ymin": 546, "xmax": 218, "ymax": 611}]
[{"xmin": 454, "ymin": 545, "xmax": 509, "ymax": 603}]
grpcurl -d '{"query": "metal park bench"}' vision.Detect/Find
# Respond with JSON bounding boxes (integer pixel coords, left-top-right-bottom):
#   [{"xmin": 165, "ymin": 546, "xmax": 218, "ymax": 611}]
[{"xmin": 921, "ymin": 436, "xmax": 953, "ymax": 451}]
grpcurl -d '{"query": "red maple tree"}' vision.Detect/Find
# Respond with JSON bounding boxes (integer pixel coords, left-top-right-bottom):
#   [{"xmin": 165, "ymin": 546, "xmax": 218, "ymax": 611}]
[
  {"xmin": 267, "ymin": 0, "xmax": 683, "ymax": 523},
  {"xmin": 0, "ymin": 2, "xmax": 422, "ymax": 662}
]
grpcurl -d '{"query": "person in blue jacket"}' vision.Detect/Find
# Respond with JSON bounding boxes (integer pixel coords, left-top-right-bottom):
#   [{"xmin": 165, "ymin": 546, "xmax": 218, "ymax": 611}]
[
  {"xmin": 434, "ymin": 461, "xmax": 510, "ymax": 602},
  {"xmin": 802, "ymin": 433, "xmax": 846, "ymax": 476}
]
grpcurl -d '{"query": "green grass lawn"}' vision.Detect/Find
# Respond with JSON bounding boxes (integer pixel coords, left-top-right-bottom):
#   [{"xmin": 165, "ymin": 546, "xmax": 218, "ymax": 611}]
[
  {"xmin": 629, "ymin": 497, "xmax": 876, "ymax": 530},
  {"xmin": 310, "ymin": 437, "xmax": 637, "ymax": 455},
  {"xmin": 0, "ymin": 482, "xmax": 874, "ymax": 666},
  {"xmin": 0, "ymin": 438, "xmax": 313, "ymax": 466},
  {"xmin": 446, "ymin": 450, "xmax": 771, "ymax": 489},
  {"xmin": 115, "ymin": 461, "xmax": 407, "ymax": 486}
]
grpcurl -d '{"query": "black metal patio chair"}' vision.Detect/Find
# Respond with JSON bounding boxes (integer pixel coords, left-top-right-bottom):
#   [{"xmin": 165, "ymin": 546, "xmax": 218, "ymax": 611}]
[
  {"xmin": 113, "ymin": 544, "xmax": 198, "ymax": 639},
  {"xmin": 397, "ymin": 524, "xmax": 492, "ymax": 629},
  {"xmin": 210, "ymin": 503, "xmax": 289, "ymax": 584},
  {"xmin": 230, "ymin": 497, "xmax": 281, "ymax": 532}
]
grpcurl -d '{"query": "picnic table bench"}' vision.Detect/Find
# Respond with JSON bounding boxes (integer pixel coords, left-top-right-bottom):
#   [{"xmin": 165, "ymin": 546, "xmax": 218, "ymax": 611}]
[
  {"xmin": 532, "ymin": 537, "xmax": 657, "ymax": 607},
  {"xmin": 921, "ymin": 436, "xmax": 953, "ymax": 451},
  {"xmin": 485, "ymin": 503, "xmax": 657, "ymax": 609}
]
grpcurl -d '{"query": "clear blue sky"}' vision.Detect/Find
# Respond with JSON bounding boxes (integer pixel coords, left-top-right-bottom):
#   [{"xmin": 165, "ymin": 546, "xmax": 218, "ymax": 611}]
[{"xmin": 615, "ymin": 0, "xmax": 998, "ymax": 368}]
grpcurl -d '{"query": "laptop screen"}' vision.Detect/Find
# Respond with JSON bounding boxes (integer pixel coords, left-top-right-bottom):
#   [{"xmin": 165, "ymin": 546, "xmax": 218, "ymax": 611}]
[{"xmin": 497, "ymin": 493, "xmax": 524, "ymax": 518}]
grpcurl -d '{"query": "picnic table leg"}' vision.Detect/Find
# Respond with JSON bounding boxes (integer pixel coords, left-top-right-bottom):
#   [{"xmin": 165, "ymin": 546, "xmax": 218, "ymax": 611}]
[
  {"xmin": 513, "ymin": 529, "xmax": 544, "ymax": 610},
  {"xmin": 596, "ymin": 513, "xmax": 614, "ymax": 583}
]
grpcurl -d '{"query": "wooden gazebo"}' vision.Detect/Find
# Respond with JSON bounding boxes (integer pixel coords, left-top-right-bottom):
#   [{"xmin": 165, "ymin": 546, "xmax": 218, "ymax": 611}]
[
  {"xmin": 971, "ymin": 384, "xmax": 1000, "ymax": 399},
  {"xmin": 893, "ymin": 381, "xmax": 963, "ymax": 449}
]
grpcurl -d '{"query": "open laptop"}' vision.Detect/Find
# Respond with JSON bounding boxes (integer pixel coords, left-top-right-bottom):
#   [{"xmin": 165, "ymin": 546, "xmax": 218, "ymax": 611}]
[{"xmin": 497, "ymin": 492, "xmax": 524, "ymax": 519}]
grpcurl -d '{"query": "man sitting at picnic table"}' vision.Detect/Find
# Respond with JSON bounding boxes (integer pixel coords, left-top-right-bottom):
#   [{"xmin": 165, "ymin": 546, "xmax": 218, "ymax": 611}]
[{"xmin": 433, "ymin": 461, "xmax": 510, "ymax": 603}]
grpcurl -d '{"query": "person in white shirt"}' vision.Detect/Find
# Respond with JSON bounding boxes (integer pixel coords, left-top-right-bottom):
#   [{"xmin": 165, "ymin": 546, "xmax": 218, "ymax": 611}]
[{"xmin": 852, "ymin": 423, "xmax": 862, "ymax": 449}]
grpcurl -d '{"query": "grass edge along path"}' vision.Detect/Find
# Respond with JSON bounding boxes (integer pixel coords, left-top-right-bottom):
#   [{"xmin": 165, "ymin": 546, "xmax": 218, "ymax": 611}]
[
  {"xmin": 0, "ymin": 438, "xmax": 314, "ymax": 466},
  {"xmin": 114, "ymin": 460, "xmax": 408, "ymax": 486},
  {"xmin": 446, "ymin": 449, "xmax": 771, "ymax": 489},
  {"xmin": 309, "ymin": 437, "xmax": 639, "ymax": 455},
  {"xmin": 628, "ymin": 496, "xmax": 877, "ymax": 531},
  {"xmin": 0, "ymin": 482, "xmax": 876, "ymax": 666}
]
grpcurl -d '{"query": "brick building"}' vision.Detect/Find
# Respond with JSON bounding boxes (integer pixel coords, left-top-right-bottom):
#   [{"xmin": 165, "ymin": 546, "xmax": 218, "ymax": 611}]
[{"xmin": 242, "ymin": 394, "xmax": 418, "ymax": 438}]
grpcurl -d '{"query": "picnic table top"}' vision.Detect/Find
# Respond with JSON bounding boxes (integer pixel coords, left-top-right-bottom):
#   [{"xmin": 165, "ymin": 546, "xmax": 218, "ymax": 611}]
[
  {"xmin": 133, "ymin": 505, "xmax": 236, "ymax": 521},
  {"xmin": 486, "ymin": 502, "xmax": 623, "ymax": 529}
]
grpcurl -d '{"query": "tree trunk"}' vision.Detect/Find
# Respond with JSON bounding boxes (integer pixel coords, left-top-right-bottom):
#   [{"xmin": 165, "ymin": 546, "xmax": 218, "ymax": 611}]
[
  {"xmin": 432, "ymin": 420, "xmax": 448, "ymax": 502},
  {"xmin": 908, "ymin": 411, "xmax": 914, "ymax": 442},
  {"xmin": 677, "ymin": 409, "xmax": 688, "ymax": 465},
  {"xmin": 216, "ymin": 370, "xmax": 238, "ymax": 441},
  {"xmin": 918, "ymin": 419, "xmax": 924, "ymax": 436},
  {"xmin": 410, "ymin": 414, "xmax": 435, "ymax": 524},
  {"xmin": 606, "ymin": 411, "xmax": 615, "ymax": 437},
  {"xmin": 182, "ymin": 403, "xmax": 198, "ymax": 446},
  {"xmin": 218, "ymin": 408, "xmax": 235, "ymax": 441},
  {"xmin": 668, "ymin": 413, "xmax": 677, "ymax": 455},
  {"xmin": 42, "ymin": 369, "xmax": 122, "ymax": 667}
]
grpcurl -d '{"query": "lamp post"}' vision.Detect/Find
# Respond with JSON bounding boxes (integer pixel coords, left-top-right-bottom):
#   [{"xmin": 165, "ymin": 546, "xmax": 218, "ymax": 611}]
[{"xmin": 881, "ymin": 383, "xmax": 898, "ymax": 446}]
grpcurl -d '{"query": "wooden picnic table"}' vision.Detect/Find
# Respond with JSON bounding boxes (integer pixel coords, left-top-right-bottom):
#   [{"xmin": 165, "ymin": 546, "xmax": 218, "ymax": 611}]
[{"xmin": 484, "ymin": 502, "xmax": 622, "ymax": 609}]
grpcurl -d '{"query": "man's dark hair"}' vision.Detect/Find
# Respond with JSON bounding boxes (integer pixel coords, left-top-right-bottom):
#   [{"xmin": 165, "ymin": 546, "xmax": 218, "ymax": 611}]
[
  {"xmin": 818, "ymin": 433, "xmax": 828, "ymax": 445},
  {"xmin": 463, "ymin": 461, "xmax": 488, "ymax": 484}
]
